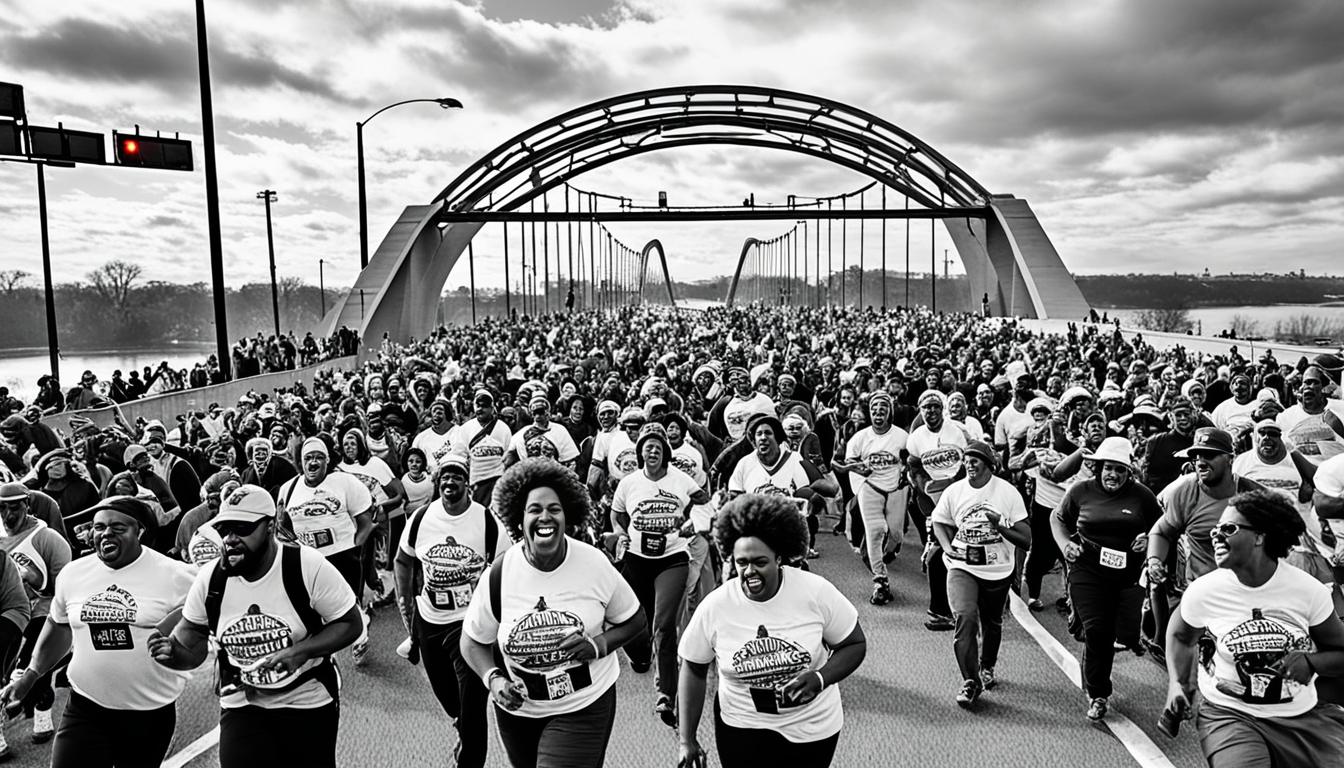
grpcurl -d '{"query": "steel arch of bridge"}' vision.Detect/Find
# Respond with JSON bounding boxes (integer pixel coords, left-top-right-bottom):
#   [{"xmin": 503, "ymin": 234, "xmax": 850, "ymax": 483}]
[
  {"xmin": 323, "ymin": 86, "xmax": 1090, "ymax": 345},
  {"xmin": 638, "ymin": 239, "xmax": 677, "ymax": 306},
  {"xmin": 433, "ymin": 85, "xmax": 988, "ymax": 215}
]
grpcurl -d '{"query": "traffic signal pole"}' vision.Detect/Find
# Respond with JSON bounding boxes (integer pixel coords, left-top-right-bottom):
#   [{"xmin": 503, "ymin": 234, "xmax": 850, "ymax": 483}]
[
  {"xmin": 196, "ymin": 0, "xmax": 230, "ymax": 379},
  {"xmin": 258, "ymin": 189, "xmax": 280, "ymax": 337},
  {"xmin": 36, "ymin": 163, "xmax": 59, "ymax": 383}
]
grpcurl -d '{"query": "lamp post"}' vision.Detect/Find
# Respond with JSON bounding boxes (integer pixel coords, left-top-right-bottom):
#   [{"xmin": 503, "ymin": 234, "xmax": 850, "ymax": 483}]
[
  {"xmin": 257, "ymin": 189, "xmax": 279, "ymax": 337},
  {"xmin": 318, "ymin": 258, "xmax": 326, "ymax": 319},
  {"xmin": 357, "ymin": 97, "xmax": 462, "ymax": 270}
]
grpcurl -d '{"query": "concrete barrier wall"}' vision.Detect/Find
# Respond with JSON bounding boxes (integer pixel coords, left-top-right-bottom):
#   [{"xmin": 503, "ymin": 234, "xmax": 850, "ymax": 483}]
[
  {"xmin": 1021, "ymin": 319, "xmax": 1333, "ymax": 362},
  {"xmin": 40, "ymin": 356, "xmax": 358, "ymax": 434}
]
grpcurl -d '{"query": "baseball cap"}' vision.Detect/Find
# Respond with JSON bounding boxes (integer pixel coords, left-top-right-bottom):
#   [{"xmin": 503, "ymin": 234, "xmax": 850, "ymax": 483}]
[
  {"xmin": 964, "ymin": 441, "xmax": 996, "ymax": 467},
  {"xmin": 212, "ymin": 484, "xmax": 276, "ymax": 525},
  {"xmin": 1175, "ymin": 428, "xmax": 1236, "ymax": 458},
  {"xmin": 0, "ymin": 483, "xmax": 28, "ymax": 503}
]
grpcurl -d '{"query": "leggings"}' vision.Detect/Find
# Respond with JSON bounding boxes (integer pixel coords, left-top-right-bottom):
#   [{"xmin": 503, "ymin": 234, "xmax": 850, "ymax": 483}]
[
  {"xmin": 220, "ymin": 701, "xmax": 340, "ymax": 768},
  {"xmin": 416, "ymin": 617, "xmax": 489, "ymax": 768},
  {"xmin": 914, "ymin": 491, "xmax": 950, "ymax": 618},
  {"xmin": 622, "ymin": 551, "xmax": 689, "ymax": 698},
  {"xmin": 1069, "ymin": 560, "xmax": 1143, "ymax": 698},
  {"xmin": 855, "ymin": 483, "xmax": 908, "ymax": 581},
  {"xmin": 1023, "ymin": 501, "xmax": 1064, "ymax": 600},
  {"xmin": 496, "ymin": 684, "xmax": 617, "ymax": 768},
  {"xmin": 50, "ymin": 691, "xmax": 176, "ymax": 768},
  {"xmin": 713, "ymin": 698, "xmax": 839, "ymax": 767}
]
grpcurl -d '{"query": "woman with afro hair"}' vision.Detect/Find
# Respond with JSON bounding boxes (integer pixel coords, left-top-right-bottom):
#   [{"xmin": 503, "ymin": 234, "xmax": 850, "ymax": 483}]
[
  {"xmin": 676, "ymin": 493, "xmax": 867, "ymax": 767},
  {"xmin": 460, "ymin": 458, "xmax": 645, "ymax": 768}
]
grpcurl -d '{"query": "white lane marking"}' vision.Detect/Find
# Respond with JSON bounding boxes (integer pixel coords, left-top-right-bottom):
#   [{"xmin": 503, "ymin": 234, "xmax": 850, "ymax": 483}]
[
  {"xmin": 162, "ymin": 725, "xmax": 219, "ymax": 768},
  {"xmin": 1007, "ymin": 592, "xmax": 1178, "ymax": 768}
]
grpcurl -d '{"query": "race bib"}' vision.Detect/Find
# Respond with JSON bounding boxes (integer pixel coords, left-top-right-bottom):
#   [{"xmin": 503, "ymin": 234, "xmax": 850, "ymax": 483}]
[
  {"xmin": 964, "ymin": 545, "xmax": 987, "ymax": 566},
  {"xmin": 89, "ymin": 622, "xmax": 134, "ymax": 651},
  {"xmin": 545, "ymin": 668, "xmax": 575, "ymax": 700},
  {"xmin": 1099, "ymin": 547, "xmax": 1127, "ymax": 570},
  {"xmin": 429, "ymin": 584, "xmax": 474, "ymax": 611},
  {"xmin": 301, "ymin": 529, "xmax": 334, "ymax": 549},
  {"xmin": 640, "ymin": 532, "xmax": 667, "ymax": 558}
]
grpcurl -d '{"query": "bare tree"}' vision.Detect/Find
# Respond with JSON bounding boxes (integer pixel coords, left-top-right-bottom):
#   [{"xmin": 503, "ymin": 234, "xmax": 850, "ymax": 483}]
[
  {"xmin": 1133, "ymin": 306, "xmax": 1194, "ymax": 334},
  {"xmin": 87, "ymin": 260, "xmax": 143, "ymax": 311},
  {"xmin": 0, "ymin": 269, "xmax": 30, "ymax": 294}
]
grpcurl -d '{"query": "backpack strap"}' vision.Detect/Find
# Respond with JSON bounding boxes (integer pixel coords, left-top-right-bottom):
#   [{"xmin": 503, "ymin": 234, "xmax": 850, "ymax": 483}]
[
  {"xmin": 280, "ymin": 544, "xmax": 323, "ymax": 637},
  {"xmin": 405, "ymin": 503, "xmax": 430, "ymax": 550},
  {"xmin": 204, "ymin": 560, "xmax": 228, "ymax": 634},
  {"xmin": 484, "ymin": 509, "xmax": 499, "ymax": 564},
  {"xmin": 488, "ymin": 556, "xmax": 504, "ymax": 624}
]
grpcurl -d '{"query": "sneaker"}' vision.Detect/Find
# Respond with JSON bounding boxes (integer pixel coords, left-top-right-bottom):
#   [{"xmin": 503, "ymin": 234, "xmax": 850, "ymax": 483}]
[
  {"xmin": 980, "ymin": 666, "xmax": 997, "ymax": 691},
  {"xmin": 830, "ymin": 524, "xmax": 845, "ymax": 536},
  {"xmin": 32, "ymin": 706, "xmax": 54, "ymax": 744},
  {"xmin": 955, "ymin": 679, "xmax": 982, "ymax": 709},
  {"xmin": 924, "ymin": 614, "xmax": 954, "ymax": 632},
  {"xmin": 869, "ymin": 580, "xmax": 893, "ymax": 606},
  {"xmin": 655, "ymin": 693, "xmax": 677, "ymax": 728},
  {"xmin": 1086, "ymin": 697, "xmax": 1108, "ymax": 722},
  {"xmin": 1027, "ymin": 598, "xmax": 1045, "ymax": 612},
  {"xmin": 396, "ymin": 636, "xmax": 414, "ymax": 659},
  {"xmin": 806, "ymin": 548, "xmax": 820, "ymax": 559},
  {"xmin": 352, "ymin": 639, "xmax": 369, "ymax": 667},
  {"xmin": 629, "ymin": 659, "xmax": 651, "ymax": 674},
  {"xmin": 1054, "ymin": 596, "xmax": 1070, "ymax": 612}
]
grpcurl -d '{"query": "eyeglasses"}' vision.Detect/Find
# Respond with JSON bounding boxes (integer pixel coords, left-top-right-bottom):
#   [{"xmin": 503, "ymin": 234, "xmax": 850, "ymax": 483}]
[
  {"xmin": 1209, "ymin": 522, "xmax": 1258, "ymax": 540},
  {"xmin": 216, "ymin": 518, "xmax": 267, "ymax": 538}
]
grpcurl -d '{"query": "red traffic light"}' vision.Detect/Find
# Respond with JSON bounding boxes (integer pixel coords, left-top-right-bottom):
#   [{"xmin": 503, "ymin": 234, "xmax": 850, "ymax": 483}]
[{"xmin": 114, "ymin": 131, "xmax": 192, "ymax": 171}]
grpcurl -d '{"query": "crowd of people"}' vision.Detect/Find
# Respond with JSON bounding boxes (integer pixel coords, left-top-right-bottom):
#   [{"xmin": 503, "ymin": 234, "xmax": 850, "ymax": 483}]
[{"xmin": 0, "ymin": 302, "xmax": 1343, "ymax": 767}]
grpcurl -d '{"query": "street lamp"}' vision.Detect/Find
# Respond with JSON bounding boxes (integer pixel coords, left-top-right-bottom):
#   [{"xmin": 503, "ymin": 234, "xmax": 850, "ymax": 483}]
[
  {"xmin": 257, "ymin": 189, "xmax": 279, "ymax": 337},
  {"xmin": 357, "ymin": 97, "xmax": 462, "ymax": 270},
  {"xmin": 318, "ymin": 258, "xmax": 326, "ymax": 319}
]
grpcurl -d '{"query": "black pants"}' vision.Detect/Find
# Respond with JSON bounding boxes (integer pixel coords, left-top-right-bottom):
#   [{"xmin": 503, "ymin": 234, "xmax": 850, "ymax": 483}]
[
  {"xmin": 914, "ymin": 492, "xmax": 950, "ymax": 618},
  {"xmin": 713, "ymin": 699, "xmax": 839, "ymax": 767},
  {"xmin": 219, "ymin": 701, "xmax": 340, "ymax": 768},
  {"xmin": 50, "ymin": 691, "xmax": 176, "ymax": 768},
  {"xmin": 496, "ymin": 684, "xmax": 617, "ymax": 768},
  {"xmin": 327, "ymin": 546, "xmax": 365, "ymax": 604},
  {"xmin": 1069, "ymin": 560, "xmax": 1143, "ymax": 698},
  {"xmin": 1023, "ymin": 501, "xmax": 1063, "ymax": 600},
  {"xmin": 415, "ymin": 616, "xmax": 488, "ymax": 768},
  {"xmin": 621, "ymin": 551, "xmax": 687, "ymax": 698},
  {"xmin": 17, "ymin": 616, "xmax": 55, "ymax": 713}
]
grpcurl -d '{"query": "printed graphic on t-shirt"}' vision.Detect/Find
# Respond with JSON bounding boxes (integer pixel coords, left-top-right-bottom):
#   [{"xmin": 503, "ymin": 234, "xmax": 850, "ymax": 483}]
[
  {"xmin": 631, "ymin": 489, "xmax": 684, "ymax": 557},
  {"xmin": 1209, "ymin": 607, "xmax": 1311, "ymax": 705},
  {"xmin": 422, "ymin": 537, "xmax": 486, "ymax": 610},
  {"xmin": 289, "ymin": 494, "xmax": 341, "ymax": 548},
  {"xmin": 865, "ymin": 450, "xmax": 900, "ymax": 470},
  {"xmin": 219, "ymin": 604, "xmax": 297, "ymax": 688},
  {"xmin": 670, "ymin": 454, "xmax": 698, "ymax": 476},
  {"xmin": 920, "ymin": 445, "xmax": 964, "ymax": 474},
  {"xmin": 1286, "ymin": 416, "xmax": 1339, "ymax": 462},
  {"xmin": 523, "ymin": 427, "xmax": 559, "ymax": 459},
  {"xmin": 613, "ymin": 448, "xmax": 639, "ymax": 475},
  {"xmin": 504, "ymin": 596, "xmax": 584, "ymax": 672},
  {"xmin": 731, "ymin": 625, "xmax": 811, "ymax": 713},
  {"xmin": 343, "ymin": 468, "xmax": 381, "ymax": 495},
  {"xmin": 9, "ymin": 551, "xmax": 36, "ymax": 574},
  {"xmin": 188, "ymin": 528, "xmax": 223, "ymax": 566},
  {"xmin": 81, "ymin": 584, "xmax": 137, "ymax": 650},
  {"xmin": 952, "ymin": 503, "xmax": 1004, "ymax": 564}
]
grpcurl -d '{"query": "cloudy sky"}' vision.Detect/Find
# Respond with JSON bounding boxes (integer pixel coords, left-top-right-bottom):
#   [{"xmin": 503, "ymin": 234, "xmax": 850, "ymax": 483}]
[{"xmin": 1, "ymin": 0, "xmax": 1342, "ymax": 300}]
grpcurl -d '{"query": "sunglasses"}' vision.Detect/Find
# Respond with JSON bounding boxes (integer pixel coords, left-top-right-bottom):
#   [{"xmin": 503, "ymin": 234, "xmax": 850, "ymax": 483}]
[
  {"xmin": 216, "ymin": 518, "xmax": 267, "ymax": 538},
  {"xmin": 1209, "ymin": 522, "xmax": 1258, "ymax": 540}
]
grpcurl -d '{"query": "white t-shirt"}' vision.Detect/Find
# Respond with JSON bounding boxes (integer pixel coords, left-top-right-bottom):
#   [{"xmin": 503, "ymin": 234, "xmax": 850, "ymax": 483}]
[
  {"xmin": 50, "ymin": 548, "xmax": 196, "ymax": 710},
  {"xmin": 728, "ymin": 450, "xmax": 815, "ymax": 513},
  {"xmin": 1212, "ymin": 397, "xmax": 1259, "ymax": 435},
  {"xmin": 724, "ymin": 393, "xmax": 777, "ymax": 442},
  {"xmin": 339, "ymin": 457, "xmax": 395, "ymax": 505},
  {"xmin": 1181, "ymin": 564, "xmax": 1333, "ymax": 718},
  {"xmin": 906, "ymin": 422, "xmax": 969, "ymax": 491},
  {"xmin": 593, "ymin": 431, "xmax": 639, "ymax": 485},
  {"xmin": 462, "ymin": 539, "xmax": 640, "ymax": 718},
  {"xmin": 279, "ymin": 473, "xmax": 373, "ymax": 556},
  {"xmin": 669, "ymin": 441, "xmax": 709, "ymax": 488},
  {"xmin": 679, "ymin": 568, "xmax": 858, "ymax": 743},
  {"xmin": 931, "ymin": 475, "xmax": 1028, "ymax": 580},
  {"xmin": 400, "ymin": 473, "xmax": 434, "ymax": 519},
  {"xmin": 994, "ymin": 405, "xmax": 1033, "ymax": 448},
  {"xmin": 612, "ymin": 468, "xmax": 700, "ymax": 560},
  {"xmin": 509, "ymin": 422, "xmax": 580, "ymax": 464},
  {"xmin": 844, "ymin": 425, "xmax": 909, "ymax": 492},
  {"xmin": 450, "ymin": 418, "xmax": 514, "ymax": 483},
  {"xmin": 952, "ymin": 416, "xmax": 986, "ymax": 442},
  {"xmin": 182, "ymin": 545, "xmax": 356, "ymax": 710},
  {"xmin": 399, "ymin": 500, "xmax": 509, "ymax": 624},
  {"xmin": 413, "ymin": 426, "xmax": 459, "ymax": 469},
  {"xmin": 1278, "ymin": 406, "xmax": 1344, "ymax": 466}
]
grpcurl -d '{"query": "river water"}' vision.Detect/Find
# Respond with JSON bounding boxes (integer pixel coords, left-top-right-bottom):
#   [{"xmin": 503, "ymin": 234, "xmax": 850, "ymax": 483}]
[
  {"xmin": 1108, "ymin": 304, "xmax": 1344, "ymax": 339},
  {"xmin": 0, "ymin": 343, "xmax": 218, "ymax": 403}
]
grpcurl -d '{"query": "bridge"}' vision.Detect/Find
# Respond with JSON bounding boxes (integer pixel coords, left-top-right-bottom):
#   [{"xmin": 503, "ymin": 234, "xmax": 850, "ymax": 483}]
[{"xmin": 321, "ymin": 86, "xmax": 1090, "ymax": 344}]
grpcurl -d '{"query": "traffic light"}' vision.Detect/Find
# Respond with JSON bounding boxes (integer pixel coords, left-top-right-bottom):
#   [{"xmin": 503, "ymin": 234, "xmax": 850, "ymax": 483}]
[
  {"xmin": 27, "ymin": 125, "xmax": 106, "ymax": 164},
  {"xmin": 114, "ymin": 131, "xmax": 193, "ymax": 171}
]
